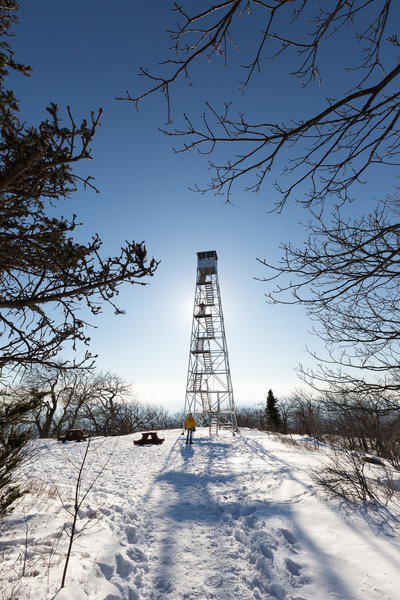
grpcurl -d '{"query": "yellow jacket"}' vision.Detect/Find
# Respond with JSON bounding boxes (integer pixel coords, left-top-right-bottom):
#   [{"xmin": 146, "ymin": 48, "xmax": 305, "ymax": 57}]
[{"xmin": 184, "ymin": 416, "xmax": 196, "ymax": 429}]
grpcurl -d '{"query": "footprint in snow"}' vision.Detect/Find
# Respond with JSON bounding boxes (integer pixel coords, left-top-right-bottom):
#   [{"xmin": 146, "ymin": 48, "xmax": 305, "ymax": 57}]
[
  {"xmin": 234, "ymin": 529, "xmax": 246, "ymax": 544},
  {"xmin": 126, "ymin": 547, "xmax": 148, "ymax": 564},
  {"xmin": 242, "ymin": 505, "xmax": 257, "ymax": 516},
  {"xmin": 109, "ymin": 504, "xmax": 124, "ymax": 514},
  {"xmin": 243, "ymin": 513, "xmax": 258, "ymax": 529},
  {"xmin": 98, "ymin": 562, "xmax": 114, "ymax": 581},
  {"xmin": 266, "ymin": 582, "xmax": 286, "ymax": 600},
  {"xmin": 285, "ymin": 557, "xmax": 302, "ymax": 576},
  {"xmin": 251, "ymin": 575, "xmax": 267, "ymax": 592},
  {"xmin": 279, "ymin": 528, "xmax": 298, "ymax": 546},
  {"xmin": 255, "ymin": 556, "xmax": 272, "ymax": 578},
  {"xmin": 154, "ymin": 576, "xmax": 174, "ymax": 593},
  {"xmin": 116, "ymin": 553, "xmax": 135, "ymax": 577},
  {"xmin": 126, "ymin": 510, "xmax": 138, "ymax": 521},
  {"xmin": 259, "ymin": 541, "xmax": 274, "ymax": 561},
  {"xmin": 125, "ymin": 525, "xmax": 138, "ymax": 544},
  {"xmin": 230, "ymin": 504, "xmax": 241, "ymax": 520},
  {"xmin": 99, "ymin": 507, "xmax": 112, "ymax": 516}
]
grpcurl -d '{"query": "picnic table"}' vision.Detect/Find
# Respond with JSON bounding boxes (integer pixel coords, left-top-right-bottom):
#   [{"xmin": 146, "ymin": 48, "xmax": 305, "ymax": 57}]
[
  {"xmin": 134, "ymin": 431, "xmax": 164, "ymax": 445},
  {"xmin": 58, "ymin": 429, "xmax": 88, "ymax": 443}
]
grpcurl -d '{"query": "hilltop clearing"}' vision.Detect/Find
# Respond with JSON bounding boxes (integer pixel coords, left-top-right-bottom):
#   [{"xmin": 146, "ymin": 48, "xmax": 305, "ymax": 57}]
[{"xmin": 1, "ymin": 428, "xmax": 400, "ymax": 599}]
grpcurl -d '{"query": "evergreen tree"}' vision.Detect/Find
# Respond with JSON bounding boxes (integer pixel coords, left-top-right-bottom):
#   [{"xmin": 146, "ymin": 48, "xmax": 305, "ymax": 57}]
[
  {"xmin": 0, "ymin": 2, "xmax": 157, "ymax": 515},
  {"xmin": 0, "ymin": 394, "xmax": 40, "ymax": 516},
  {"xmin": 265, "ymin": 389, "xmax": 281, "ymax": 431},
  {"xmin": 0, "ymin": 2, "xmax": 158, "ymax": 376}
]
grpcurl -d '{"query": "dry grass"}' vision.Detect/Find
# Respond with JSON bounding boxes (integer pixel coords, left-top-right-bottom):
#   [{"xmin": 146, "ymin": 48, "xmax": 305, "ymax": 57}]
[
  {"xmin": 24, "ymin": 480, "xmax": 58, "ymax": 502},
  {"xmin": 271, "ymin": 433, "xmax": 322, "ymax": 452}
]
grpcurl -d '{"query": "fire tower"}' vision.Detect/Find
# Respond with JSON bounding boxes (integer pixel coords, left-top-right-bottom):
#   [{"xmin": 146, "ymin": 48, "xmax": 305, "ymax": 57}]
[{"xmin": 184, "ymin": 251, "xmax": 238, "ymax": 435}]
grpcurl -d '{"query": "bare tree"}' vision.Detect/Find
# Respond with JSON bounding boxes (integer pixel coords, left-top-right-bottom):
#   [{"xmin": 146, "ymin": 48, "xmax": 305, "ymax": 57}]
[
  {"xmin": 14, "ymin": 367, "xmax": 185, "ymax": 438},
  {"xmin": 123, "ymin": 0, "xmax": 400, "ymax": 418},
  {"xmin": 236, "ymin": 406, "xmax": 266, "ymax": 429},
  {"xmin": 259, "ymin": 190, "xmax": 400, "ymax": 400},
  {"xmin": 120, "ymin": 1, "xmax": 400, "ymax": 505},
  {"xmin": 319, "ymin": 390, "xmax": 400, "ymax": 465},
  {"xmin": 290, "ymin": 392, "xmax": 324, "ymax": 440},
  {"xmin": 312, "ymin": 447, "xmax": 379, "ymax": 504},
  {"xmin": 15, "ymin": 367, "xmax": 100, "ymax": 438},
  {"xmin": 278, "ymin": 398, "xmax": 294, "ymax": 434},
  {"xmin": 55, "ymin": 438, "xmax": 117, "ymax": 588},
  {"xmin": 122, "ymin": 0, "xmax": 399, "ymax": 208},
  {"xmin": 14, "ymin": 369, "xmax": 136, "ymax": 437},
  {"xmin": 75, "ymin": 372, "xmax": 136, "ymax": 435}
]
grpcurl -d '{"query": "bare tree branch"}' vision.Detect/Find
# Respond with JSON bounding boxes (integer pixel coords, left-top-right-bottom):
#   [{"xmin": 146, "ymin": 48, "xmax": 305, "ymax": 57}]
[
  {"xmin": 121, "ymin": 0, "xmax": 398, "ymax": 207},
  {"xmin": 0, "ymin": 4, "xmax": 159, "ymax": 376}
]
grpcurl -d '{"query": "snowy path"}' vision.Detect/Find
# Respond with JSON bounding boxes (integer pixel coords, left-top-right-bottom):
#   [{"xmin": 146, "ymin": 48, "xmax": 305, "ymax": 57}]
[
  {"xmin": 1, "ymin": 428, "xmax": 400, "ymax": 600},
  {"xmin": 136, "ymin": 434, "xmax": 315, "ymax": 600}
]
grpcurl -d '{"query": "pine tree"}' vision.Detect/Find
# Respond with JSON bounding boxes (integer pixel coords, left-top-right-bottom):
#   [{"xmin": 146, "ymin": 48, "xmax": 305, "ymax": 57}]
[
  {"xmin": 0, "ymin": 395, "xmax": 39, "ymax": 516},
  {"xmin": 0, "ymin": 2, "xmax": 157, "ymax": 515},
  {"xmin": 0, "ymin": 2, "xmax": 158, "ymax": 376},
  {"xmin": 265, "ymin": 389, "xmax": 281, "ymax": 431}
]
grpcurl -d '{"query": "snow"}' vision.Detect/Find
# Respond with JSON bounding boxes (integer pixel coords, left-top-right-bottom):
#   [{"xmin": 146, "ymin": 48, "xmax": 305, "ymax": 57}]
[{"xmin": 1, "ymin": 428, "xmax": 400, "ymax": 600}]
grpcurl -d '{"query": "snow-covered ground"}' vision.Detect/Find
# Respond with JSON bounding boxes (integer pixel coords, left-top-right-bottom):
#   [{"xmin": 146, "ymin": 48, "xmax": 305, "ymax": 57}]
[{"xmin": 1, "ymin": 428, "xmax": 400, "ymax": 600}]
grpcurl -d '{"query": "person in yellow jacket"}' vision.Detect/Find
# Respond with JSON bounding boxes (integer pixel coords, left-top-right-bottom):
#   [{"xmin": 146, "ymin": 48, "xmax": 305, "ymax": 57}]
[{"xmin": 184, "ymin": 412, "xmax": 196, "ymax": 444}]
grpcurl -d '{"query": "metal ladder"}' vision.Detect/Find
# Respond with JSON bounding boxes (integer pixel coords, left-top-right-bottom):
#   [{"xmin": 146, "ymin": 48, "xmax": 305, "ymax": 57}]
[
  {"xmin": 194, "ymin": 338, "xmax": 204, "ymax": 352},
  {"xmin": 201, "ymin": 391, "xmax": 210, "ymax": 412},
  {"xmin": 203, "ymin": 352, "xmax": 212, "ymax": 372},
  {"xmin": 193, "ymin": 374, "xmax": 202, "ymax": 391},
  {"xmin": 205, "ymin": 316, "xmax": 214, "ymax": 337},
  {"xmin": 209, "ymin": 412, "xmax": 220, "ymax": 435},
  {"xmin": 205, "ymin": 282, "xmax": 214, "ymax": 305}
]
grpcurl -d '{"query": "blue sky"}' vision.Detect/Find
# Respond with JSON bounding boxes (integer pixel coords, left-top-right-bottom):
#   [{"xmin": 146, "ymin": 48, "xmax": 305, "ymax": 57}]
[{"xmin": 10, "ymin": 1, "xmax": 399, "ymax": 412}]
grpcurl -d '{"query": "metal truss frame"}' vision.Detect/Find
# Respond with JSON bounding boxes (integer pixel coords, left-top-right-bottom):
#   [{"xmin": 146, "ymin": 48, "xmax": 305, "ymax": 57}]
[{"xmin": 184, "ymin": 251, "xmax": 238, "ymax": 435}]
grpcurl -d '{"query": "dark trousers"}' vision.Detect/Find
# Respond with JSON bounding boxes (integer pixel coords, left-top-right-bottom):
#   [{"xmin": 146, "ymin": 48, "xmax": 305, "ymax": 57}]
[{"xmin": 186, "ymin": 428, "xmax": 194, "ymax": 444}]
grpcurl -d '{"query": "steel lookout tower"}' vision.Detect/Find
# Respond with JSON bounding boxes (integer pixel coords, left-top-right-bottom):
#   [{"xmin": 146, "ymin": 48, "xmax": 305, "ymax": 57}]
[{"xmin": 184, "ymin": 251, "xmax": 238, "ymax": 435}]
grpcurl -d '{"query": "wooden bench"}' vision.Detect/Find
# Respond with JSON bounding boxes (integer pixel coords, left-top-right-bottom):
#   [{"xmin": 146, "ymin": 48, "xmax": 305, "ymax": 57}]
[{"xmin": 134, "ymin": 431, "xmax": 164, "ymax": 445}]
